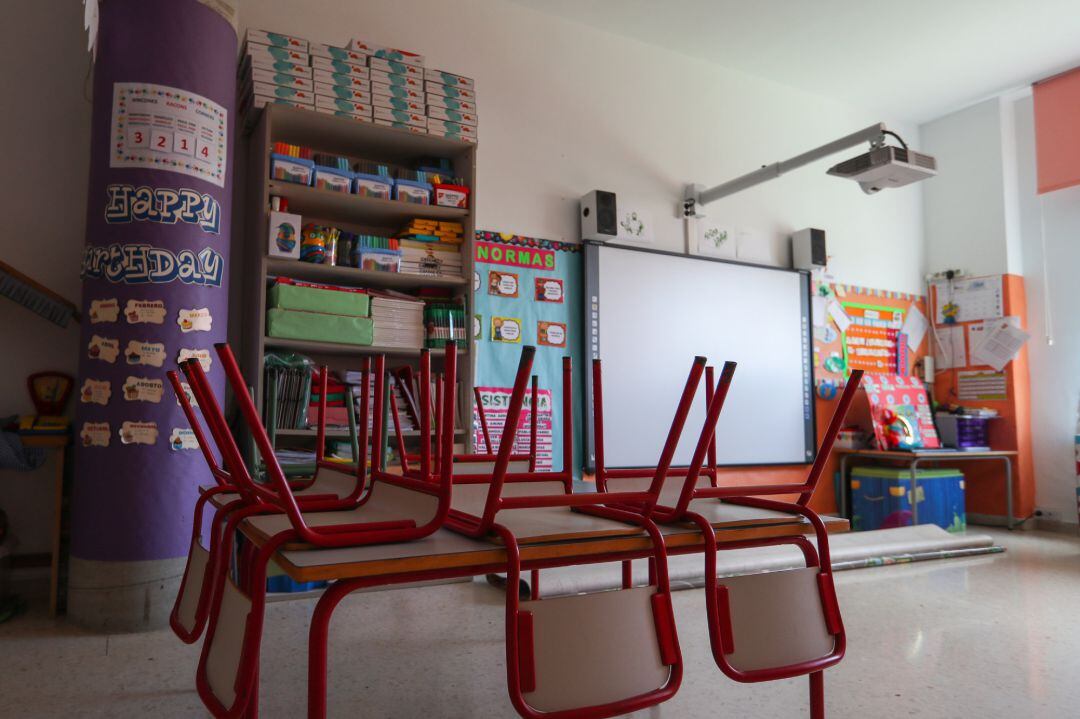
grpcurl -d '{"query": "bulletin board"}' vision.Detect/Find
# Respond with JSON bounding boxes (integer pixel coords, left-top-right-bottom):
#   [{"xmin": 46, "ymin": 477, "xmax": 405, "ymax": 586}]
[
  {"xmin": 812, "ymin": 280, "xmax": 930, "ymax": 395},
  {"xmin": 472, "ymin": 231, "xmax": 583, "ymax": 477}
]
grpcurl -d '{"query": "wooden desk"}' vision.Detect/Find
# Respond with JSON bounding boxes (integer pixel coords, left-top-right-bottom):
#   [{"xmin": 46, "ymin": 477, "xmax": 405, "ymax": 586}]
[
  {"xmin": 835, "ymin": 448, "xmax": 1018, "ymax": 529},
  {"xmin": 20, "ymin": 434, "xmax": 70, "ymax": 616}
]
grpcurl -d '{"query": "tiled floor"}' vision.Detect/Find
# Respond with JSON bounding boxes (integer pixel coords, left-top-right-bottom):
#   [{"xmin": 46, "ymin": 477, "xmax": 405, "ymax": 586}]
[{"xmin": 3, "ymin": 527, "xmax": 1079, "ymax": 717}]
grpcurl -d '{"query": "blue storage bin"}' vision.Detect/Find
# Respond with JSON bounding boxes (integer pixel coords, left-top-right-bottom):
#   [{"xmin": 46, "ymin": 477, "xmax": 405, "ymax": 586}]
[
  {"xmin": 394, "ymin": 178, "xmax": 432, "ymax": 204},
  {"xmin": 312, "ymin": 165, "xmax": 353, "ymax": 193},
  {"xmin": 270, "ymin": 153, "xmax": 314, "ymax": 185},
  {"xmin": 850, "ymin": 466, "xmax": 965, "ymax": 533},
  {"xmin": 353, "ymin": 172, "xmax": 393, "ymax": 199}
]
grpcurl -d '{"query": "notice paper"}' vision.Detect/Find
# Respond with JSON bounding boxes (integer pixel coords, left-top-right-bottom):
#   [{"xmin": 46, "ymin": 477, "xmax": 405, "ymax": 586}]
[
  {"xmin": 971, "ymin": 318, "xmax": 1029, "ymax": 371},
  {"xmin": 900, "ymin": 304, "xmax": 928, "ymax": 351},
  {"xmin": 968, "ymin": 316, "xmax": 1020, "ymax": 357},
  {"xmin": 933, "ymin": 276, "xmax": 1004, "ymax": 324},
  {"xmin": 933, "ymin": 325, "xmax": 967, "ymax": 370},
  {"xmin": 828, "ymin": 301, "xmax": 852, "ymax": 333},
  {"xmin": 957, "ymin": 370, "xmax": 1008, "ymax": 401},
  {"xmin": 812, "ymin": 296, "xmax": 827, "ymax": 328}
]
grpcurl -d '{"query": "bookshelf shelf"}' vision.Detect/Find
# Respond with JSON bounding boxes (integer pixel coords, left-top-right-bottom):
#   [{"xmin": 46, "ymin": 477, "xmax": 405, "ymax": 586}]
[
  {"xmin": 241, "ymin": 104, "xmax": 478, "ymax": 455},
  {"xmin": 265, "ymin": 257, "xmax": 466, "ymax": 290}
]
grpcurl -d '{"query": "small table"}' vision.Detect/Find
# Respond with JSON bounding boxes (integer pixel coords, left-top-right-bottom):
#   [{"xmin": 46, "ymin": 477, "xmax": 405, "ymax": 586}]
[{"xmin": 835, "ymin": 448, "xmax": 1018, "ymax": 530}]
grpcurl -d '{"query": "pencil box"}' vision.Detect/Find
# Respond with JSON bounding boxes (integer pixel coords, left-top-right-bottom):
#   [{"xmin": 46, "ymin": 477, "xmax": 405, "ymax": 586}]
[
  {"xmin": 349, "ymin": 39, "xmax": 424, "ymax": 66},
  {"xmin": 314, "ymin": 83, "xmax": 372, "ymax": 103},
  {"xmin": 309, "ymin": 42, "xmax": 369, "ymax": 64},
  {"xmin": 243, "ymin": 55, "xmax": 312, "ymax": 79},
  {"xmin": 246, "ymin": 29, "xmax": 308, "ymax": 52},
  {"xmin": 269, "ymin": 153, "xmax": 315, "ymax": 185},
  {"xmin": 394, "ymin": 179, "xmax": 432, "ymax": 204},
  {"xmin": 369, "ymin": 69, "xmax": 423, "ymax": 90},
  {"xmin": 312, "ymin": 165, "xmax": 354, "ymax": 193},
  {"xmin": 373, "ymin": 106, "xmax": 425, "ymax": 127},
  {"xmin": 427, "ymin": 106, "xmax": 477, "ymax": 126},
  {"xmin": 373, "ymin": 119, "xmax": 425, "ymax": 134},
  {"xmin": 423, "ymin": 69, "xmax": 474, "ymax": 89},
  {"xmin": 248, "ymin": 67, "xmax": 312, "ymax": 90},
  {"xmin": 426, "ymin": 94, "xmax": 476, "ymax": 112},
  {"xmin": 315, "ymin": 94, "xmax": 372, "ymax": 116},
  {"xmin": 372, "ymin": 93, "xmax": 424, "ymax": 113},
  {"xmin": 312, "ymin": 69, "xmax": 371, "ymax": 90},
  {"xmin": 267, "ymin": 308, "xmax": 374, "ymax": 346},
  {"xmin": 425, "ymin": 81, "xmax": 475, "ymax": 100},
  {"xmin": 356, "ymin": 247, "xmax": 402, "ymax": 273},
  {"xmin": 427, "ymin": 119, "xmax": 476, "ymax": 141},
  {"xmin": 353, "ymin": 173, "xmax": 394, "ymax": 199},
  {"xmin": 311, "ymin": 56, "xmax": 370, "ymax": 78},
  {"xmin": 433, "ymin": 184, "xmax": 470, "ymax": 209},
  {"xmin": 368, "ymin": 57, "xmax": 423, "ymax": 79},
  {"xmin": 313, "ymin": 106, "xmax": 371, "ymax": 122},
  {"xmin": 244, "ymin": 42, "xmax": 309, "ymax": 66},
  {"xmin": 250, "ymin": 95, "xmax": 311, "ymax": 111},
  {"xmin": 370, "ymin": 81, "xmax": 424, "ymax": 100}
]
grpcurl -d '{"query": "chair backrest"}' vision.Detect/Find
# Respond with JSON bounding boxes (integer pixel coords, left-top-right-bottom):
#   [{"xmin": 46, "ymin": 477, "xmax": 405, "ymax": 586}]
[{"xmin": 214, "ymin": 341, "xmax": 458, "ymax": 547}]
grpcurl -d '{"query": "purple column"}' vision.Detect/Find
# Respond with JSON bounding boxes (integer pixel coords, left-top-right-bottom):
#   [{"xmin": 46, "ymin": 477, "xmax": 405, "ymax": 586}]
[{"xmin": 69, "ymin": 0, "xmax": 236, "ymax": 630}]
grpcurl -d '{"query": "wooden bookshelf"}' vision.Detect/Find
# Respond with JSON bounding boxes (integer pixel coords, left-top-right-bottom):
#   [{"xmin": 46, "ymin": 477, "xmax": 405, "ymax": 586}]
[{"xmin": 240, "ymin": 104, "xmax": 477, "ymax": 453}]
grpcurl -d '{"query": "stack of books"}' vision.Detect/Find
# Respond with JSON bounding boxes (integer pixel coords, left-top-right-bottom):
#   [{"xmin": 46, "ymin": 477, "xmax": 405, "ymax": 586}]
[
  {"xmin": 342, "ymin": 369, "xmax": 416, "ymax": 431},
  {"xmin": 263, "ymin": 352, "xmax": 313, "ymax": 430},
  {"xmin": 369, "ymin": 290, "xmax": 425, "ymax": 349},
  {"xmin": 397, "ymin": 219, "xmax": 464, "ymax": 278}
]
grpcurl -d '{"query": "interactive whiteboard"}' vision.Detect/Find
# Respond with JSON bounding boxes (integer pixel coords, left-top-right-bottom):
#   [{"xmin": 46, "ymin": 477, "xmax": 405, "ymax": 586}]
[{"xmin": 583, "ymin": 242, "xmax": 814, "ymax": 468}]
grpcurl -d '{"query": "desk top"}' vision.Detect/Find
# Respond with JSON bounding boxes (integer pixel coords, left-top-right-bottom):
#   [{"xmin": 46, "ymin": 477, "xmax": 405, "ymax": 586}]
[
  {"xmin": 19, "ymin": 434, "xmax": 70, "ymax": 449},
  {"xmin": 249, "ymin": 509, "xmax": 849, "ymax": 583},
  {"xmin": 835, "ymin": 448, "xmax": 1016, "ymax": 459}
]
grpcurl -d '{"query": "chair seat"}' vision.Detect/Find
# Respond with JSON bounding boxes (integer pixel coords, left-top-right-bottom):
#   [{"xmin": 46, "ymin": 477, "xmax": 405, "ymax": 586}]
[
  {"xmin": 603, "ymin": 475, "xmax": 804, "ymax": 528},
  {"xmin": 204, "ymin": 466, "xmax": 360, "ymax": 509},
  {"xmin": 716, "ymin": 566, "xmax": 836, "ymax": 672},
  {"xmin": 244, "ymin": 480, "xmax": 439, "ymax": 545},
  {"xmin": 518, "ymin": 587, "xmax": 674, "ymax": 713},
  {"xmin": 451, "ymin": 482, "xmax": 643, "ymax": 543}
]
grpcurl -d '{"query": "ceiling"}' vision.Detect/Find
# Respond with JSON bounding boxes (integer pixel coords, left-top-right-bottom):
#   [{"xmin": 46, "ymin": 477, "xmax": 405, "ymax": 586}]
[{"xmin": 510, "ymin": 0, "xmax": 1080, "ymax": 123}]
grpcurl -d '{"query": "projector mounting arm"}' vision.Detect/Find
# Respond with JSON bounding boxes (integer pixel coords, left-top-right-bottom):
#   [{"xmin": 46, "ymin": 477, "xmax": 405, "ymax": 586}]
[{"xmin": 681, "ymin": 122, "xmax": 889, "ymax": 218}]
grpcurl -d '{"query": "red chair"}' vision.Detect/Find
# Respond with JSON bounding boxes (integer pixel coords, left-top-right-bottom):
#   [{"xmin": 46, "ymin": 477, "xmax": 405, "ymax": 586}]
[
  {"xmin": 443, "ymin": 353, "xmax": 717, "ymax": 719},
  {"xmin": 597, "ymin": 362, "xmax": 864, "ymax": 719}
]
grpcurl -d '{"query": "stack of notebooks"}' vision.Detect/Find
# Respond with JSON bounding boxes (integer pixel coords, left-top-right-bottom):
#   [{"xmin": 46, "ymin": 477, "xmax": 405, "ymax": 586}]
[
  {"xmin": 307, "ymin": 368, "xmax": 351, "ymax": 427},
  {"xmin": 342, "ymin": 369, "xmax": 416, "ymax": 431},
  {"xmin": 263, "ymin": 352, "xmax": 313, "ymax": 430},
  {"xmin": 397, "ymin": 219, "xmax": 464, "ymax": 278},
  {"xmin": 369, "ymin": 290, "xmax": 425, "ymax": 349}
]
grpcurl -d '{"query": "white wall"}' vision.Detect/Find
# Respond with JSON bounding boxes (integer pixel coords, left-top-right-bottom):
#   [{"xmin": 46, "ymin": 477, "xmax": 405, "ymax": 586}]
[
  {"xmin": 241, "ymin": 0, "xmax": 926, "ymax": 293},
  {"xmin": 920, "ymin": 98, "xmax": 1010, "ymax": 276},
  {"xmin": 0, "ymin": 0, "xmax": 928, "ymax": 555},
  {"xmin": 1012, "ymin": 95, "xmax": 1080, "ymax": 523},
  {"xmin": 0, "ymin": 2, "xmax": 91, "ymax": 555}
]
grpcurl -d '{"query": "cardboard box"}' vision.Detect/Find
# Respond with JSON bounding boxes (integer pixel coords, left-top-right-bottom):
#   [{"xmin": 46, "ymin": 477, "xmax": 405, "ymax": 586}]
[
  {"xmin": 243, "ymin": 55, "xmax": 312, "ymax": 79},
  {"xmin": 349, "ymin": 39, "xmax": 424, "ymax": 66},
  {"xmin": 425, "ymin": 81, "xmax": 475, "ymax": 100},
  {"xmin": 312, "ymin": 69, "xmax": 371, "ymax": 90},
  {"xmin": 316, "ymin": 95, "xmax": 373, "ymax": 116},
  {"xmin": 251, "ymin": 94, "xmax": 311, "ymax": 111},
  {"xmin": 249, "ymin": 67, "xmax": 312, "ymax": 90},
  {"xmin": 245, "ymin": 29, "xmax": 308, "ymax": 52},
  {"xmin": 373, "ymin": 94, "xmax": 424, "ymax": 113},
  {"xmin": 373, "ymin": 119, "xmax": 425, "ymax": 135},
  {"xmin": 267, "ymin": 308, "xmax": 374, "ymax": 346},
  {"xmin": 268, "ymin": 211, "xmax": 302, "ymax": 258},
  {"xmin": 269, "ymin": 280, "xmax": 371, "ymax": 316},
  {"xmin": 424, "ymin": 68, "xmax": 474, "ymax": 89},
  {"xmin": 309, "ymin": 42, "xmax": 369, "ymax": 65},
  {"xmin": 368, "ymin": 57, "xmax": 423, "ymax": 79},
  {"xmin": 250, "ymin": 81, "xmax": 315, "ymax": 104},
  {"xmin": 370, "ymin": 81, "xmax": 423, "ymax": 101},
  {"xmin": 427, "ymin": 119, "xmax": 477, "ymax": 141},
  {"xmin": 311, "ymin": 56, "xmax": 370, "ymax": 78},
  {"xmin": 245, "ymin": 41, "xmax": 309, "ymax": 66},
  {"xmin": 314, "ymin": 106, "xmax": 373, "ymax": 123},
  {"xmin": 369, "ymin": 68, "xmax": 423, "ymax": 90},
  {"xmin": 314, "ymin": 83, "xmax": 372, "ymax": 103},
  {"xmin": 373, "ymin": 106, "xmax": 426, "ymax": 128},
  {"xmin": 427, "ymin": 105, "xmax": 477, "ymax": 126},
  {"xmin": 426, "ymin": 93, "xmax": 476, "ymax": 112}
]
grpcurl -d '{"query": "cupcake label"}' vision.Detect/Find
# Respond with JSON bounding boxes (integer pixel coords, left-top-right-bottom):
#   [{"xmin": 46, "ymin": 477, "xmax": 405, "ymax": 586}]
[
  {"xmin": 89, "ymin": 298, "xmax": 120, "ymax": 323},
  {"xmin": 175, "ymin": 381, "xmax": 198, "ymax": 408},
  {"xmin": 80, "ymin": 421, "xmax": 111, "ymax": 447},
  {"xmin": 88, "ymin": 335, "xmax": 120, "ymax": 363},
  {"xmin": 122, "ymin": 376, "xmax": 164, "ymax": 403},
  {"xmin": 169, "ymin": 427, "xmax": 199, "ymax": 451},
  {"xmin": 178, "ymin": 348, "xmax": 213, "ymax": 372},
  {"xmin": 125, "ymin": 340, "xmax": 166, "ymax": 367},
  {"xmin": 79, "ymin": 379, "xmax": 112, "ymax": 406},
  {"xmin": 124, "ymin": 299, "xmax": 166, "ymax": 324},
  {"xmin": 119, "ymin": 420, "xmax": 158, "ymax": 446},
  {"xmin": 177, "ymin": 307, "xmax": 212, "ymax": 332}
]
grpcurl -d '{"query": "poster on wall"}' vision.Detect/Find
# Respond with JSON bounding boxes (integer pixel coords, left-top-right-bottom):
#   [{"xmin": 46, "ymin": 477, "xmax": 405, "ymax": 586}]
[
  {"xmin": 109, "ymin": 82, "xmax": 228, "ymax": 188},
  {"xmin": 473, "ymin": 231, "xmax": 583, "ymax": 478}
]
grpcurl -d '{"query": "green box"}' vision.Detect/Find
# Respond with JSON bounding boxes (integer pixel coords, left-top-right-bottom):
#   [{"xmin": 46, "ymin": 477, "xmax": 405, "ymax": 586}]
[
  {"xmin": 268, "ymin": 283, "xmax": 370, "ymax": 317},
  {"xmin": 266, "ymin": 308, "xmax": 373, "ymax": 345}
]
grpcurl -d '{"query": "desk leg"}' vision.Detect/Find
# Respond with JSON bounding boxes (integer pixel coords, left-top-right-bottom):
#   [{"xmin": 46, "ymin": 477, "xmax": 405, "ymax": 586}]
[
  {"xmin": 910, "ymin": 460, "xmax": 920, "ymax": 527},
  {"xmin": 309, "ymin": 580, "xmax": 356, "ymax": 719},
  {"xmin": 49, "ymin": 447, "xmax": 65, "ymax": 617},
  {"xmin": 1003, "ymin": 456, "xmax": 1015, "ymax": 530}
]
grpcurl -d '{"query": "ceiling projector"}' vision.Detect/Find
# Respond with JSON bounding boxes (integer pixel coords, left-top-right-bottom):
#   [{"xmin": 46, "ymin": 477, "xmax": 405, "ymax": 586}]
[{"xmin": 827, "ymin": 144, "xmax": 937, "ymax": 194}]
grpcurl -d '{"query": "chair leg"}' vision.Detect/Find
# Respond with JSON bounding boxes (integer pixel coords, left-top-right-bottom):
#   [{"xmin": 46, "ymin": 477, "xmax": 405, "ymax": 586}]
[
  {"xmin": 308, "ymin": 580, "xmax": 359, "ymax": 719},
  {"xmin": 621, "ymin": 560, "xmax": 633, "ymax": 589},
  {"xmin": 810, "ymin": 671, "xmax": 825, "ymax": 719}
]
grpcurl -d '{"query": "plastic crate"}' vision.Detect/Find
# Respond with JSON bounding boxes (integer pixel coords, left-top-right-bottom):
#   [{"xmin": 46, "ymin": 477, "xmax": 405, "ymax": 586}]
[
  {"xmin": 850, "ymin": 466, "xmax": 966, "ymax": 533},
  {"xmin": 936, "ymin": 414, "xmax": 991, "ymax": 449}
]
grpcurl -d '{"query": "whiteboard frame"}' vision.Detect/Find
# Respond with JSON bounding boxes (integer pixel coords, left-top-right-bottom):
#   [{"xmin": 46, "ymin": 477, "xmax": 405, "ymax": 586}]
[{"xmin": 582, "ymin": 241, "xmax": 816, "ymax": 470}]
